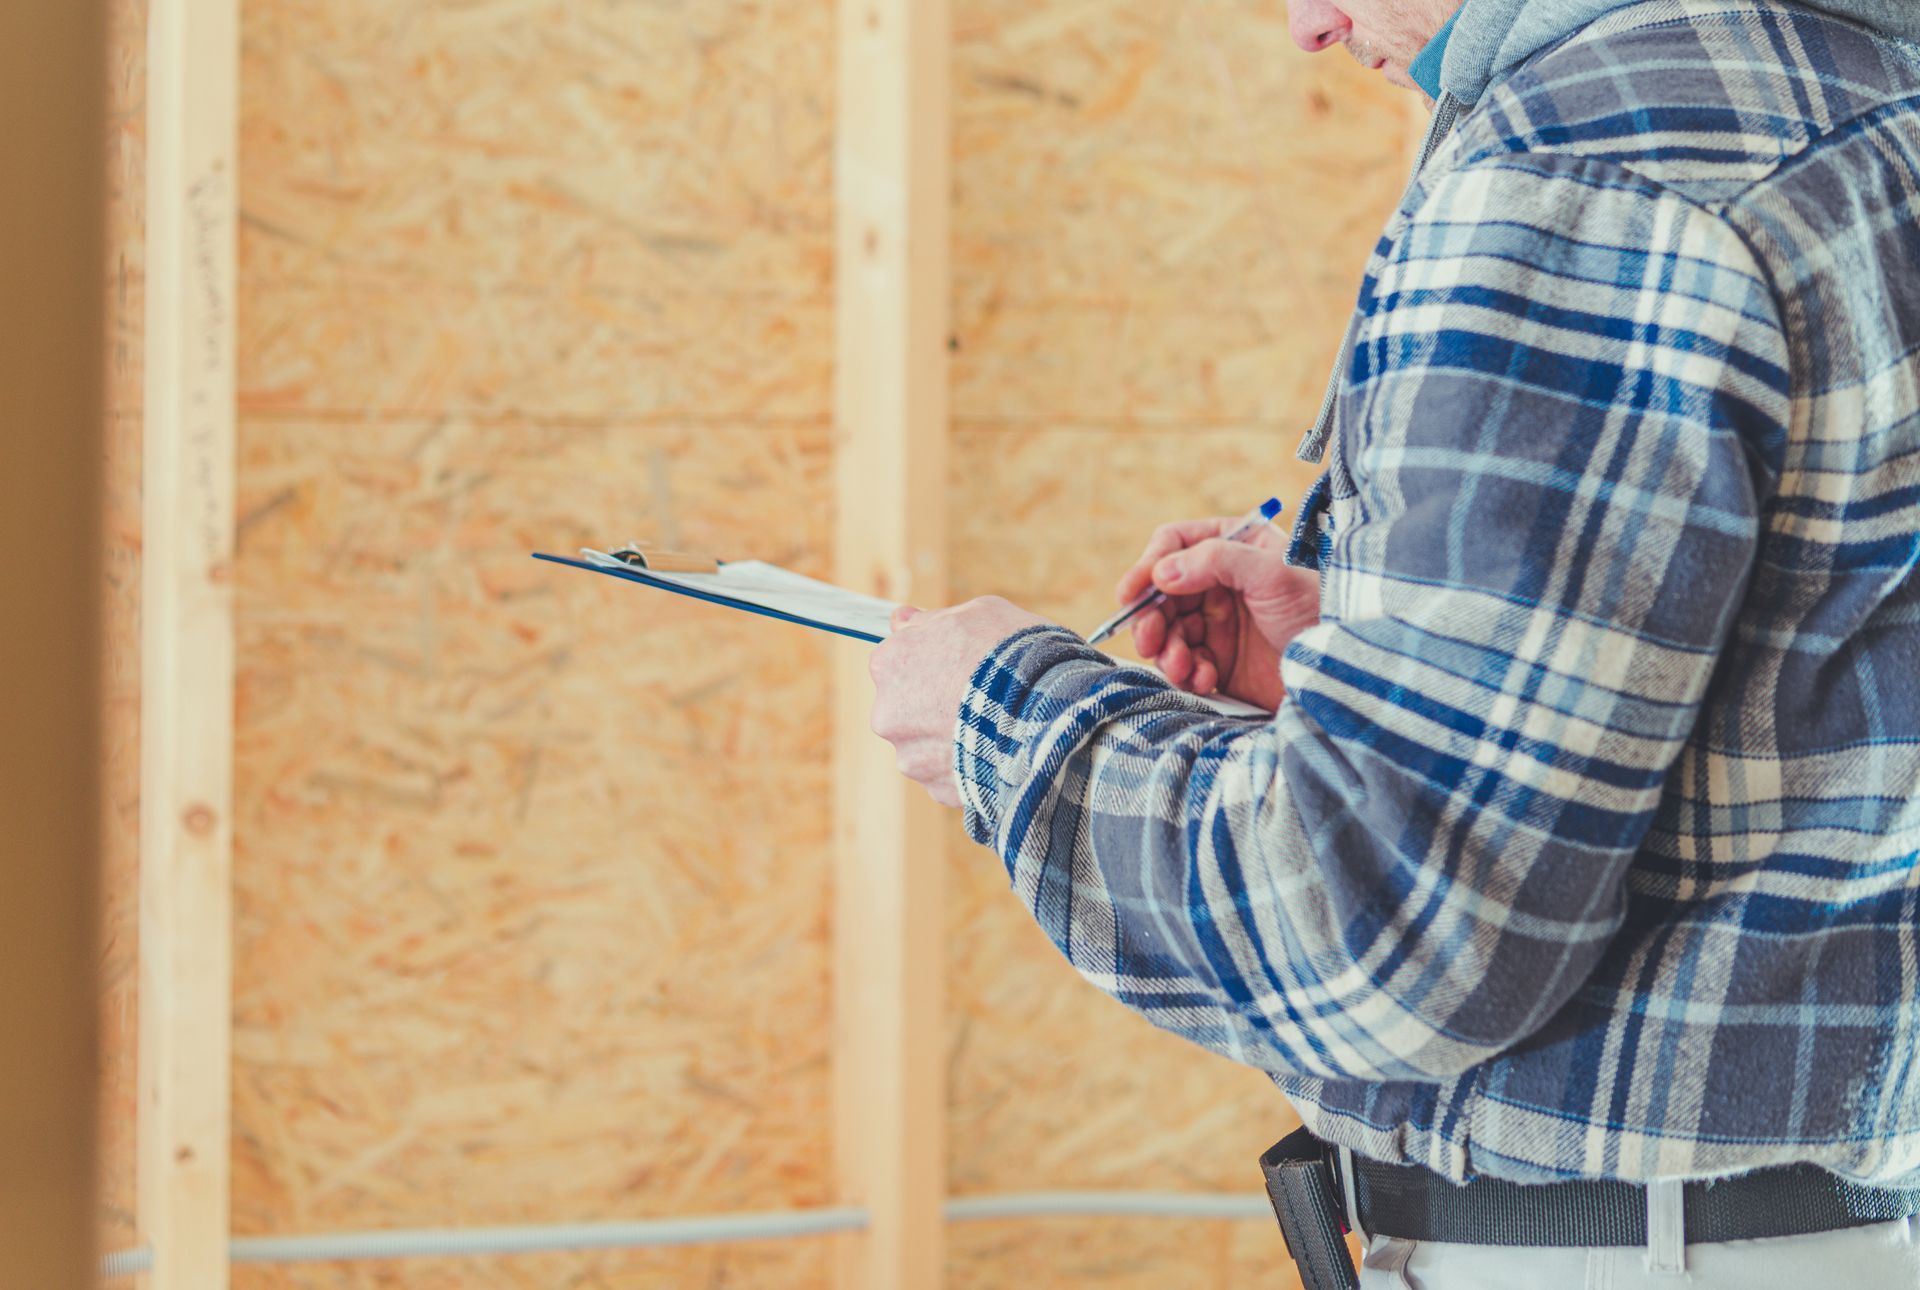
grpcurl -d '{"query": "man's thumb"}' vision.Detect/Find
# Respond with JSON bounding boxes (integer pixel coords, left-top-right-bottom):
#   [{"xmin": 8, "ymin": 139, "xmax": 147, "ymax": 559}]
[{"xmin": 1153, "ymin": 539, "xmax": 1266, "ymax": 594}]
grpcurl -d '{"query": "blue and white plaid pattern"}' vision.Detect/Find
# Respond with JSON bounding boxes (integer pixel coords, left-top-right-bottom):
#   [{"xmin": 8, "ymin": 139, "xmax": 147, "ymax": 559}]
[{"xmin": 956, "ymin": 0, "xmax": 1920, "ymax": 1184}]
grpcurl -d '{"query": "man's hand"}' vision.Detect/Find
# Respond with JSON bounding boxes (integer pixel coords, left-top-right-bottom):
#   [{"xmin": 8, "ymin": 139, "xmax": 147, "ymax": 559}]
[
  {"xmin": 870, "ymin": 596, "xmax": 1048, "ymax": 807},
  {"xmin": 1117, "ymin": 517, "xmax": 1321, "ymax": 711}
]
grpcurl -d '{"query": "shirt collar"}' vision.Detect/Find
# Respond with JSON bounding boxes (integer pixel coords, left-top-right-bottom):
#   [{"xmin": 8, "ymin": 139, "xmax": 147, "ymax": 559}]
[{"xmin": 1408, "ymin": 9, "xmax": 1461, "ymax": 101}]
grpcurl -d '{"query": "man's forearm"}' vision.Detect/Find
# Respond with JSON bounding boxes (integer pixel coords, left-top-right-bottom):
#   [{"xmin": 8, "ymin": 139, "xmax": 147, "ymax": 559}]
[{"xmin": 956, "ymin": 622, "xmax": 1637, "ymax": 1084}]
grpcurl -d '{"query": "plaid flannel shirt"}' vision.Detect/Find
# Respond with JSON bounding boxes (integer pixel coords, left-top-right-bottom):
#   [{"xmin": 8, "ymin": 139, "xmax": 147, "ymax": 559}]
[{"xmin": 955, "ymin": 0, "xmax": 1920, "ymax": 1184}]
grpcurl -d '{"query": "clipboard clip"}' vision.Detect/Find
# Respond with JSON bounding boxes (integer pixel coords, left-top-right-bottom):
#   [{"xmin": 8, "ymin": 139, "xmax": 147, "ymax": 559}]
[{"xmin": 590, "ymin": 541, "xmax": 721, "ymax": 575}]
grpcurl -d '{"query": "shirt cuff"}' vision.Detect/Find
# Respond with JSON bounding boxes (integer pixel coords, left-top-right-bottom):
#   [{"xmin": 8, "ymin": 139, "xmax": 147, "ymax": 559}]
[{"xmin": 952, "ymin": 624, "xmax": 1112, "ymax": 849}]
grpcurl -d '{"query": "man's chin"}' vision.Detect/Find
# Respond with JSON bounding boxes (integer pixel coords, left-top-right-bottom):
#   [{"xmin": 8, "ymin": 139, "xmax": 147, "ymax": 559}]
[
  {"xmin": 1347, "ymin": 44, "xmax": 1428, "ymax": 97},
  {"xmin": 1379, "ymin": 62, "xmax": 1421, "ymax": 93}
]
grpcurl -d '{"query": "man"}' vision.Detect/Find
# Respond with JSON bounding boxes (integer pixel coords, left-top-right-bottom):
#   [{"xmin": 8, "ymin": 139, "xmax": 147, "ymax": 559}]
[{"xmin": 870, "ymin": 0, "xmax": 1920, "ymax": 1284}]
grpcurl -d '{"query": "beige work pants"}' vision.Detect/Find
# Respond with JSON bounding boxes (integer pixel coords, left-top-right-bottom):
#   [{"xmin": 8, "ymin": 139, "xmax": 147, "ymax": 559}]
[{"xmin": 1359, "ymin": 1216, "xmax": 1920, "ymax": 1288}]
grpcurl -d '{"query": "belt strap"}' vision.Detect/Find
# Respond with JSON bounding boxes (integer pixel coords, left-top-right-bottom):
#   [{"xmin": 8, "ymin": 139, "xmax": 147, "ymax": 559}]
[{"xmin": 1351, "ymin": 1155, "xmax": 1920, "ymax": 1248}]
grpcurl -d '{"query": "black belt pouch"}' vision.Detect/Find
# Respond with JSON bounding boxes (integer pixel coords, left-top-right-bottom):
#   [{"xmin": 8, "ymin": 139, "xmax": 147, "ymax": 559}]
[{"xmin": 1260, "ymin": 1127, "xmax": 1360, "ymax": 1290}]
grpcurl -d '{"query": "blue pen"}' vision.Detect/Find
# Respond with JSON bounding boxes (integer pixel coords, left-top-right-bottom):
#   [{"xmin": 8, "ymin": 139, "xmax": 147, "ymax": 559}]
[{"xmin": 1086, "ymin": 497, "xmax": 1283, "ymax": 645}]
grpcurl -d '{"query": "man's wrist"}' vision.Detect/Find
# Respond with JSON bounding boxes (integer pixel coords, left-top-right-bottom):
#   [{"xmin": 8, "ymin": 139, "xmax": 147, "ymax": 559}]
[{"xmin": 952, "ymin": 624, "xmax": 1103, "ymax": 847}]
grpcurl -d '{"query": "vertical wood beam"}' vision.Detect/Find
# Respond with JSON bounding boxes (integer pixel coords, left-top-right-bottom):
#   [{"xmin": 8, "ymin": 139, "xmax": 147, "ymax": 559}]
[
  {"xmin": 0, "ymin": 0, "xmax": 105, "ymax": 1283},
  {"xmin": 139, "ymin": 0, "xmax": 237, "ymax": 1284},
  {"xmin": 832, "ymin": 0, "xmax": 950, "ymax": 1286}
]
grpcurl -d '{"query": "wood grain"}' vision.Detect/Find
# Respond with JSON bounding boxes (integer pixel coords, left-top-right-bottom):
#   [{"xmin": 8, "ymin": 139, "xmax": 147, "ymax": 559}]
[
  {"xmin": 98, "ymin": 0, "xmax": 147, "ymax": 1259},
  {"xmin": 832, "ymin": 0, "xmax": 951, "ymax": 1284},
  {"xmin": 138, "ymin": 0, "xmax": 239, "ymax": 1283}
]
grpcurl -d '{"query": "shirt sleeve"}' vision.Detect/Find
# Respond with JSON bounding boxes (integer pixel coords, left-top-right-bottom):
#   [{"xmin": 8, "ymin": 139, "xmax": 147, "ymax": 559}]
[{"xmin": 953, "ymin": 153, "xmax": 1791, "ymax": 1084}]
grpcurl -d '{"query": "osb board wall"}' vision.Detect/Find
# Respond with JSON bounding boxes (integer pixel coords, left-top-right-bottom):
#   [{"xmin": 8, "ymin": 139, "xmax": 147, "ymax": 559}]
[
  {"xmin": 95, "ymin": 0, "xmax": 1421, "ymax": 1285},
  {"xmin": 235, "ymin": 1248, "xmax": 829, "ymax": 1290},
  {"xmin": 948, "ymin": 0, "xmax": 1418, "ymax": 1284},
  {"xmin": 950, "ymin": 1219, "xmax": 1298, "ymax": 1289},
  {"xmin": 230, "ymin": 0, "xmax": 838, "ymax": 1284},
  {"xmin": 98, "ymin": 0, "xmax": 146, "ymax": 1258}
]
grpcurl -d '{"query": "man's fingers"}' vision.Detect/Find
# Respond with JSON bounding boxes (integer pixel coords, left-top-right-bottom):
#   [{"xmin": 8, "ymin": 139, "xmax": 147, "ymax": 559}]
[
  {"xmin": 1203, "ymin": 586, "xmax": 1236, "ymax": 624},
  {"xmin": 1153, "ymin": 538, "xmax": 1281, "ymax": 596},
  {"xmin": 1191, "ymin": 648, "xmax": 1219, "ymax": 696},
  {"xmin": 1181, "ymin": 613, "xmax": 1206, "ymax": 645},
  {"xmin": 890, "ymin": 604, "xmax": 922, "ymax": 631},
  {"xmin": 1118, "ymin": 517, "xmax": 1238, "ymax": 604},
  {"xmin": 1136, "ymin": 517, "xmax": 1236, "ymax": 568},
  {"xmin": 1131, "ymin": 606, "xmax": 1168, "ymax": 658},
  {"xmin": 1161, "ymin": 634, "xmax": 1193, "ymax": 685},
  {"xmin": 1131, "ymin": 599, "xmax": 1200, "ymax": 658}
]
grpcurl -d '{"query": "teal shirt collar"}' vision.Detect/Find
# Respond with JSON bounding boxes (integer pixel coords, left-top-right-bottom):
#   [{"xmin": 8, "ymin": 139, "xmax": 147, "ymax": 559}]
[{"xmin": 1408, "ymin": 9, "xmax": 1462, "ymax": 100}]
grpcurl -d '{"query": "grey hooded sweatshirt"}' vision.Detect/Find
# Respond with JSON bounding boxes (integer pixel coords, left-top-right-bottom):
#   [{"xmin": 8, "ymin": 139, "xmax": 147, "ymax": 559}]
[{"xmin": 1443, "ymin": 0, "xmax": 1920, "ymax": 103}]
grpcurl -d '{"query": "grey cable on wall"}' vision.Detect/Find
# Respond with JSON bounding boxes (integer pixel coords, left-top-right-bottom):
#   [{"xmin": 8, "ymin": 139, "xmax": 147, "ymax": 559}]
[
  {"xmin": 98, "ymin": 1191, "xmax": 1274, "ymax": 1276},
  {"xmin": 947, "ymin": 1191, "xmax": 1271, "ymax": 1222}
]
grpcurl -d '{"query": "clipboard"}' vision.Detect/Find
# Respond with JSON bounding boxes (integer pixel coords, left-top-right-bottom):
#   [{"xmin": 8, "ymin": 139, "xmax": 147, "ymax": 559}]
[
  {"xmin": 535, "ymin": 542, "xmax": 1274, "ymax": 718},
  {"xmin": 532, "ymin": 546, "xmax": 898, "ymax": 643}
]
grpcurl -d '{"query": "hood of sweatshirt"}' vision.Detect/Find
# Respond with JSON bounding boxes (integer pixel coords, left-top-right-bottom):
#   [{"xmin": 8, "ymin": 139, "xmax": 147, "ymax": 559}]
[
  {"xmin": 1297, "ymin": 0, "xmax": 1920, "ymax": 464},
  {"xmin": 1439, "ymin": 0, "xmax": 1920, "ymax": 104}
]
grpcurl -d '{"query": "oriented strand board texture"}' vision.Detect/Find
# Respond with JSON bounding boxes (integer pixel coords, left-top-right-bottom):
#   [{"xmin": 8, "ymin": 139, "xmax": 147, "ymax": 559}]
[
  {"xmin": 952, "ymin": 0, "xmax": 1413, "ymax": 431},
  {"xmin": 232, "ymin": 1, "xmax": 839, "ymax": 1284},
  {"xmin": 950, "ymin": 1220, "xmax": 1289, "ymax": 1288},
  {"xmin": 229, "ymin": 422, "xmax": 837, "ymax": 1244},
  {"xmin": 228, "ymin": 1245, "xmax": 832, "ymax": 1290},
  {"xmin": 237, "ymin": 0, "xmax": 832, "ymax": 421},
  {"xmin": 98, "ymin": 0, "xmax": 146, "ymax": 1259},
  {"xmin": 949, "ymin": 1, "xmax": 1418, "ymax": 1284}
]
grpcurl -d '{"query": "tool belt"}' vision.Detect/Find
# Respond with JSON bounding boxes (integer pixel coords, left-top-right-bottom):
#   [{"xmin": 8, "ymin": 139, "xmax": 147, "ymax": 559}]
[{"xmin": 1259, "ymin": 1127, "xmax": 1920, "ymax": 1290}]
